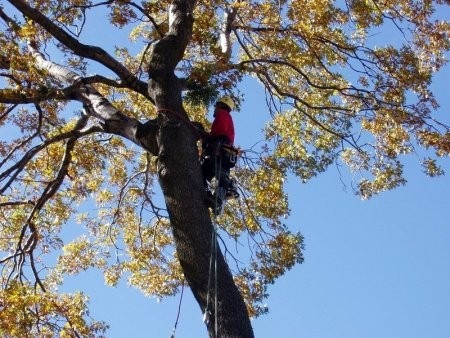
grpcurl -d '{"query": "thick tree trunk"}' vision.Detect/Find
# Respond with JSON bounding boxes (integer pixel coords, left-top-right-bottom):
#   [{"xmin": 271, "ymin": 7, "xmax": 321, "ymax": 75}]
[
  {"xmin": 145, "ymin": 2, "xmax": 254, "ymax": 336},
  {"xmin": 150, "ymin": 80, "xmax": 254, "ymax": 337}
]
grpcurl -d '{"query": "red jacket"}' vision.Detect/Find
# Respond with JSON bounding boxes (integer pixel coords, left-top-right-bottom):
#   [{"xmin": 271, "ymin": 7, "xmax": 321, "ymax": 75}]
[{"xmin": 210, "ymin": 108, "xmax": 235, "ymax": 144}]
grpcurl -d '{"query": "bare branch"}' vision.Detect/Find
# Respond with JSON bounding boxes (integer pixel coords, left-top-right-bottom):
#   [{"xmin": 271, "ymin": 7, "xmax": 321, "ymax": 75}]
[{"xmin": 0, "ymin": 200, "xmax": 35, "ymax": 207}]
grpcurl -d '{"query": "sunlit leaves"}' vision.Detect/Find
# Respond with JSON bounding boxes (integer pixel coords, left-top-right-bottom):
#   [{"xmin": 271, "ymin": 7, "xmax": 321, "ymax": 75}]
[
  {"xmin": 0, "ymin": 282, "xmax": 107, "ymax": 337},
  {"xmin": 418, "ymin": 130, "xmax": 450, "ymax": 156},
  {"xmin": 122, "ymin": 218, "xmax": 182, "ymax": 297},
  {"xmin": 348, "ymin": 0, "xmax": 384, "ymax": 29},
  {"xmin": 361, "ymin": 114, "xmax": 412, "ymax": 157},
  {"xmin": 421, "ymin": 157, "xmax": 445, "ymax": 177},
  {"xmin": 232, "ymin": 228, "xmax": 304, "ymax": 317},
  {"xmin": 265, "ymin": 109, "xmax": 341, "ymax": 181},
  {"xmin": 358, "ymin": 160, "xmax": 407, "ymax": 199},
  {"xmin": 18, "ymin": 20, "xmax": 39, "ymax": 40},
  {"xmin": 58, "ymin": 236, "xmax": 106, "ymax": 274},
  {"xmin": 262, "ymin": 231, "xmax": 304, "ymax": 283},
  {"xmin": 108, "ymin": 2, "xmax": 137, "ymax": 28}
]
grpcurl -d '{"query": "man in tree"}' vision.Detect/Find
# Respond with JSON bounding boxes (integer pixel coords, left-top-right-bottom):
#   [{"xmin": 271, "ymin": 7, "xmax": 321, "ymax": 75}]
[{"xmin": 202, "ymin": 96, "xmax": 239, "ymax": 215}]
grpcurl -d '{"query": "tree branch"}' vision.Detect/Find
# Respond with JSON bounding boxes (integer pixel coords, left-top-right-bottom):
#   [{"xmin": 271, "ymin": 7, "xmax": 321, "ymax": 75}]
[
  {"xmin": 0, "ymin": 88, "xmax": 74, "ymax": 104},
  {"xmin": 0, "ymin": 122, "xmax": 100, "ymax": 195},
  {"xmin": 7, "ymin": 0, "xmax": 149, "ymax": 97},
  {"xmin": 219, "ymin": 6, "xmax": 237, "ymax": 57},
  {"xmin": 27, "ymin": 43, "xmax": 159, "ymax": 155},
  {"xmin": 0, "ymin": 200, "xmax": 35, "ymax": 207}
]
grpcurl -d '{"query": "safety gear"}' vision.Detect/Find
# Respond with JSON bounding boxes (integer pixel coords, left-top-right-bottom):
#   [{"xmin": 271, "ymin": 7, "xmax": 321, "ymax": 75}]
[
  {"xmin": 217, "ymin": 96, "xmax": 235, "ymax": 111},
  {"xmin": 221, "ymin": 144, "xmax": 239, "ymax": 169},
  {"xmin": 225, "ymin": 178, "xmax": 239, "ymax": 199}
]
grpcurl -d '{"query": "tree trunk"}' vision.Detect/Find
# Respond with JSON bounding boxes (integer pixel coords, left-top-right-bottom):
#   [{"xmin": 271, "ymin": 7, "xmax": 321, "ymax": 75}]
[
  {"xmin": 146, "ymin": 2, "xmax": 254, "ymax": 336},
  {"xmin": 148, "ymin": 70, "xmax": 253, "ymax": 338}
]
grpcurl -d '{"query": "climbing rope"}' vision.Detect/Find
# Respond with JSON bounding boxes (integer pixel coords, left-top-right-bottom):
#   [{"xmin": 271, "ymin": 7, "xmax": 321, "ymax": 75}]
[
  {"xmin": 203, "ymin": 152, "xmax": 223, "ymax": 337},
  {"xmin": 204, "ymin": 215, "xmax": 219, "ymax": 337}
]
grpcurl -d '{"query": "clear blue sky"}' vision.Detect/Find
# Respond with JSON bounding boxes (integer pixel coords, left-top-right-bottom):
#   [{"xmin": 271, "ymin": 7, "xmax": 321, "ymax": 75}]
[{"xmin": 3, "ymin": 3, "xmax": 448, "ymax": 337}]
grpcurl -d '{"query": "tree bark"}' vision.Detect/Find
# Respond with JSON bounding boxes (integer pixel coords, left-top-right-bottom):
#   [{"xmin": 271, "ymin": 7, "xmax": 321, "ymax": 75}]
[
  {"xmin": 150, "ymin": 78, "xmax": 254, "ymax": 337},
  {"xmin": 146, "ymin": 1, "xmax": 254, "ymax": 337}
]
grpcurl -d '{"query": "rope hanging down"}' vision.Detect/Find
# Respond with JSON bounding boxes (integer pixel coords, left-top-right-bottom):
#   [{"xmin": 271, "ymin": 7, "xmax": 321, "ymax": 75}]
[
  {"xmin": 203, "ymin": 154, "xmax": 224, "ymax": 337},
  {"xmin": 203, "ymin": 218, "xmax": 219, "ymax": 336},
  {"xmin": 169, "ymin": 283, "xmax": 185, "ymax": 338}
]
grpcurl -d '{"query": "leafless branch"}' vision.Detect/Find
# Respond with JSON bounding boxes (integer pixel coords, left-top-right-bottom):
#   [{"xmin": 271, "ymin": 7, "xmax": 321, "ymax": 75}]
[
  {"xmin": 0, "ymin": 104, "xmax": 44, "ymax": 168},
  {"xmin": 0, "ymin": 200, "xmax": 35, "ymax": 207}
]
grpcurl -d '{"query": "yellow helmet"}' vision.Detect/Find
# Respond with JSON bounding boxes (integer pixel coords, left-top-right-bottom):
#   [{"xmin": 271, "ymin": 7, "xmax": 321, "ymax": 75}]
[{"xmin": 217, "ymin": 95, "xmax": 235, "ymax": 111}]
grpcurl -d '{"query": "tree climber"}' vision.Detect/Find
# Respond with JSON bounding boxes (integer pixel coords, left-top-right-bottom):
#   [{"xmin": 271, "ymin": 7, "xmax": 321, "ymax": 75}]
[{"xmin": 201, "ymin": 96, "xmax": 240, "ymax": 215}]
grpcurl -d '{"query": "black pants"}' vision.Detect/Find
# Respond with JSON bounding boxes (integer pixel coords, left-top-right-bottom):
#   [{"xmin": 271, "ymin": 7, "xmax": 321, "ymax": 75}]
[
  {"xmin": 202, "ymin": 155, "xmax": 231, "ymax": 191},
  {"xmin": 201, "ymin": 140, "xmax": 233, "ymax": 191}
]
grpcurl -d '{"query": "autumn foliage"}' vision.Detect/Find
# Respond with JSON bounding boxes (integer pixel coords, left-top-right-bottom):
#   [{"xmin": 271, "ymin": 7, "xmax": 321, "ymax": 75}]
[{"xmin": 0, "ymin": 0, "xmax": 449, "ymax": 336}]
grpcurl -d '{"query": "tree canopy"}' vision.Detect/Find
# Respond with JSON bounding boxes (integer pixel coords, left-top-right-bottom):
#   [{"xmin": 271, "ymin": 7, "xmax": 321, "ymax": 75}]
[{"xmin": 0, "ymin": 0, "xmax": 449, "ymax": 337}]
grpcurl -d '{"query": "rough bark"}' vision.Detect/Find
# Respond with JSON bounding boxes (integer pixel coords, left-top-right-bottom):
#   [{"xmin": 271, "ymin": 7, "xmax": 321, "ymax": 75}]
[{"xmin": 146, "ymin": 1, "xmax": 254, "ymax": 336}]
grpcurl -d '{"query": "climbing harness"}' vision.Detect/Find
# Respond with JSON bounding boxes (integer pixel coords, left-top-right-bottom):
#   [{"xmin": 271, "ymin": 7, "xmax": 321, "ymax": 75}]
[
  {"xmin": 202, "ymin": 141, "xmax": 240, "ymax": 215},
  {"xmin": 220, "ymin": 143, "xmax": 239, "ymax": 169}
]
